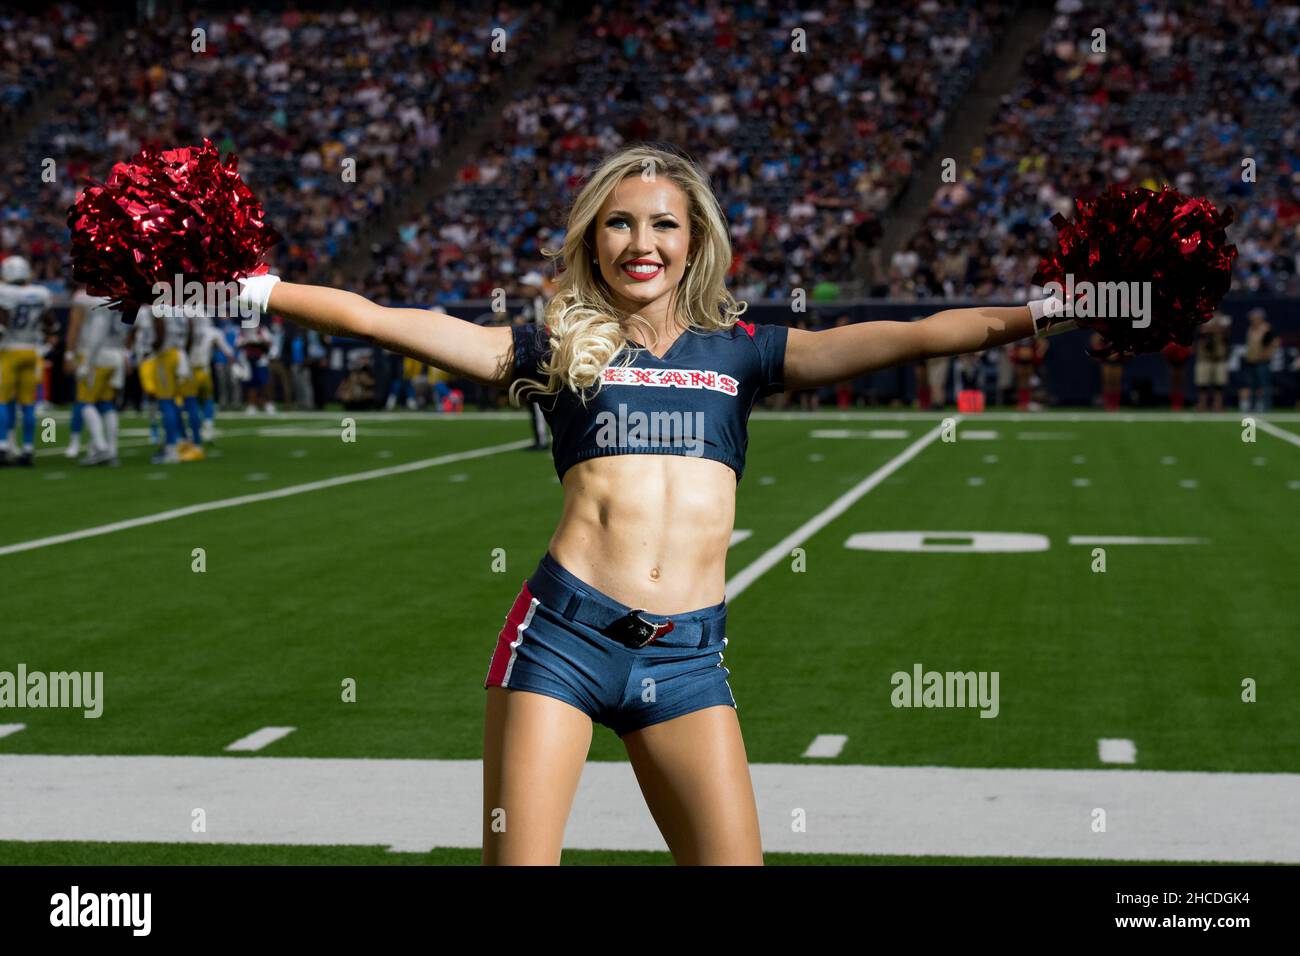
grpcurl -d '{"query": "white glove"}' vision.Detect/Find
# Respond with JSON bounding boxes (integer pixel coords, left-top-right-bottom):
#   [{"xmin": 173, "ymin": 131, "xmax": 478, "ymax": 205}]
[
  {"xmin": 237, "ymin": 273, "xmax": 281, "ymax": 315},
  {"xmin": 1029, "ymin": 296, "xmax": 1077, "ymax": 339},
  {"xmin": 176, "ymin": 350, "xmax": 193, "ymax": 383}
]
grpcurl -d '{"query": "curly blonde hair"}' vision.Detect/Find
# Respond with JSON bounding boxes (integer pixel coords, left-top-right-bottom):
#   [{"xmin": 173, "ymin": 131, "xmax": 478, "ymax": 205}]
[{"xmin": 508, "ymin": 144, "xmax": 747, "ymax": 406}]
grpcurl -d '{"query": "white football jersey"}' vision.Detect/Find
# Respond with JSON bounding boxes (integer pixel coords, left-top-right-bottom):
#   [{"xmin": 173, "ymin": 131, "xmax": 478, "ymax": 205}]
[
  {"xmin": 0, "ymin": 282, "xmax": 53, "ymax": 349},
  {"xmin": 75, "ymin": 292, "xmax": 127, "ymax": 367},
  {"xmin": 189, "ymin": 313, "xmax": 217, "ymax": 366},
  {"xmin": 136, "ymin": 300, "xmax": 202, "ymax": 353},
  {"xmin": 132, "ymin": 305, "xmax": 157, "ymax": 360},
  {"xmin": 149, "ymin": 301, "xmax": 197, "ymax": 351}
]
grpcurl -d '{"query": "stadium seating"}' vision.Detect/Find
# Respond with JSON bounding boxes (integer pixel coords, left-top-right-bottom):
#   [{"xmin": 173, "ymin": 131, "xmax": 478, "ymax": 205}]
[
  {"xmin": 362, "ymin": 0, "xmax": 1012, "ymax": 305},
  {"xmin": 0, "ymin": 5, "xmax": 550, "ymax": 285},
  {"xmin": 899, "ymin": 0, "xmax": 1300, "ymax": 301}
]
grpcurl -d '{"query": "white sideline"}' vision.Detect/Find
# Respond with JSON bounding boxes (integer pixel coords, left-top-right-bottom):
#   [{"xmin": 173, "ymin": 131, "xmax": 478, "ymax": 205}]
[
  {"xmin": 0, "ymin": 754, "xmax": 1296, "ymax": 862},
  {"xmin": 0, "ymin": 440, "xmax": 533, "ymax": 558}
]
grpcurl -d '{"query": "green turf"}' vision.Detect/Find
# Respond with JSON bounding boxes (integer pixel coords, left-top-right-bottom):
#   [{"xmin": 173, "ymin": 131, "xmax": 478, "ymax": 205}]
[
  {"xmin": 0, "ymin": 840, "xmax": 1249, "ymax": 866},
  {"xmin": 3, "ymin": 408, "xmax": 1298, "ymax": 862}
]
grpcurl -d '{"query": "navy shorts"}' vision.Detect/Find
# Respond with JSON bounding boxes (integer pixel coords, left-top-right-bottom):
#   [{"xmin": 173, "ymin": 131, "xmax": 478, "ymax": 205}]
[{"xmin": 484, "ymin": 551, "xmax": 736, "ymax": 737}]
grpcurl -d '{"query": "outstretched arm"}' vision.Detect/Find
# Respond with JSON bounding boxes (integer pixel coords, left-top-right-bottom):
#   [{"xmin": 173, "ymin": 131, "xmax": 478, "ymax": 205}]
[
  {"xmin": 250, "ymin": 280, "xmax": 514, "ymax": 387},
  {"xmin": 784, "ymin": 305, "xmax": 1044, "ymax": 391}
]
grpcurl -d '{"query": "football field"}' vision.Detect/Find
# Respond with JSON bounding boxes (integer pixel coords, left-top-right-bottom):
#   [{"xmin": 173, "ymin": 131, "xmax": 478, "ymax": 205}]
[{"xmin": 2, "ymin": 409, "xmax": 1298, "ymax": 864}]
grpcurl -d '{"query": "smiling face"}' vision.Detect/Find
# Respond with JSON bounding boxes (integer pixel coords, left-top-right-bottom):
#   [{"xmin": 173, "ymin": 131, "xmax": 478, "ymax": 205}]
[{"xmin": 592, "ymin": 175, "xmax": 693, "ymax": 323}]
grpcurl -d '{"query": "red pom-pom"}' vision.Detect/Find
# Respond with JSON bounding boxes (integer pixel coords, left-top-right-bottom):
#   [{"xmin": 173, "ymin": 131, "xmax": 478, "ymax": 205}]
[
  {"xmin": 1162, "ymin": 341, "xmax": 1193, "ymax": 365},
  {"xmin": 67, "ymin": 139, "xmax": 281, "ymax": 309},
  {"xmin": 1032, "ymin": 185, "xmax": 1237, "ymax": 360}
]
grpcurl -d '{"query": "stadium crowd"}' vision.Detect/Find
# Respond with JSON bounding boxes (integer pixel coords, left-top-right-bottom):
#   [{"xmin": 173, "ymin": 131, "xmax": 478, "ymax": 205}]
[
  {"xmin": 362, "ymin": 0, "xmax": 1010, "ymax": 306},
  {"xmin": 1, "ymin": 4, "xmax": 550, "ymax": 287},
  {"xmin": 895, "ymin": 0, "xmax": 1300, "ymax": 301},
  {"xmin": 0, "ymin": 3, "xmax": 100, "ymax": 128},
  {"xmin": 0, "ymin": 0, "xmax": 1296, "ymax": 430}
]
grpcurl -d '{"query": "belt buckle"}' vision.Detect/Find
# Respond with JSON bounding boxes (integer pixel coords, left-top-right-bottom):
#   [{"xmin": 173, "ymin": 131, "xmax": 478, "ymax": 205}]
[{"xmin": 607, "ymin": 609, "xmax": 675, "ymax": 648}]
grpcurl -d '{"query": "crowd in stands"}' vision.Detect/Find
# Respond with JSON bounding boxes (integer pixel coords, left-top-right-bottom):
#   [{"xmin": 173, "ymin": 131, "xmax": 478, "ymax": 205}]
[
  {"xmin": 897, "ymin": 0, "xmax": 1300, "ymax": 301},
  {"xmin": 5, "ymin": 1, "xmax": 1299, "ymax": 311},
  {"xmin": 0, "ymin": 4, "xmax": 99, "ymax": 128},
  {"xmin": 0, "ymin": 4, "xmax": 549, "ymax": 287},
  {"xmin": 363, "ymin": 0, "xmax": 1010, "ymax": 306},
  {"xmin": 3, "ymin": 1, "xmax": 1297, "ymax": 417}
]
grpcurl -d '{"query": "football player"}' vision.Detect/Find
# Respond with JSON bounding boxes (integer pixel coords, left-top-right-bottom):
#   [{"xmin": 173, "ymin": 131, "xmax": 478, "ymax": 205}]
[
  {"xmin": 134, "ymin": 301, "xmax": 194, "ymax": 465},
  {"xmin": 236, "ymin": 321, "xmax": 273, "ymax": 414},
  {"xmin": 0, "ymin": 256, "xmax": 54, "ymax": 467},
  {"xmin": 183, "ymin": 308, "xmax": 235, "ymax": 447},
  {"xmin": 63, "ymin": 295, "xmax": 90, "ymax": 458},
  {"xmin": 386, "ymin": 355, "xmax": 424, "ymax": 410},
  {"xmin": 72, "ymin": 288, "xmax": 127, "ymax": 466},
  {"xmin": 126, "ymin": 306, "xmax": 160, "ymax": 449}
]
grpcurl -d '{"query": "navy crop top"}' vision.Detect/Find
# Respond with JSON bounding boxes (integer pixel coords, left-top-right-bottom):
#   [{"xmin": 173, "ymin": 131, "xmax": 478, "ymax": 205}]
[{"xmin": 511, "ymin": 319, "xmax": 789, "ymax": 482}]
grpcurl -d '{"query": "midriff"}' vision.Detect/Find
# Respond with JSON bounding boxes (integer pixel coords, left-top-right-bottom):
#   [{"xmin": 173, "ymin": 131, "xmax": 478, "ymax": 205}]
[{"xmin": 547, "ymin": 453, "xmax": 737, "ymax": 615}]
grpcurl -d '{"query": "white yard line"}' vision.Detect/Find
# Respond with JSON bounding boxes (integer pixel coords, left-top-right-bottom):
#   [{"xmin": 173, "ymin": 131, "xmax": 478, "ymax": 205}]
[
  {"xmin": 225, "ymin": 727, "xmax": 296, "ymax": 752},
  {"xmin": 33, "ymin": 425, "xmax": 432, "ymax": 457},
  {"xmin": 253, "ymin": 428, "xmax": 419, "ymax": 438},
  {"xmin": 0, "ymin": 754, "xmax": 1295, "ymax": 862},
  {"xmin": 809, "ymin": 428, "xmax": 911, "ymax": 439},
  {"xmin": 803, "ymin": 735, "xmax": 848, "ymax": 758},
  {"xmin": 35, "ymin": 439, "xmax": 153, "ymax": 459},
  {"xmin": 1099, "ymin": 739, "xmax": 1138, "ymax": 764},
  {"xmin": 1258, "ymin": 419, "xmax": 1300, "ymax": 449},
  {"xmin": 0, "ymin": 440, "xmax": 532, "ymax": 558},
  {"xmin": 0, "ymin": 725, "xmax": 26, "ymax": 739},
  {"xmin": 1069, "ymin": 536, "xmax": 1208, "ymax": 546},
  {"xmin": 725, "ymin": 420, "xmax": 952, "ymax": 601}
]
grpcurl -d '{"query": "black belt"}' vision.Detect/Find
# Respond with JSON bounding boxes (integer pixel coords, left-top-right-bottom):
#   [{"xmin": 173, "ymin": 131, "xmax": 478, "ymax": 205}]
[
  {"xmin": 563, "ymin": 591, "xmax": 680, "ymax": 648},
  {"xmin": 528, "ymin": 569, "xmax": 711, "ymax": 649}
]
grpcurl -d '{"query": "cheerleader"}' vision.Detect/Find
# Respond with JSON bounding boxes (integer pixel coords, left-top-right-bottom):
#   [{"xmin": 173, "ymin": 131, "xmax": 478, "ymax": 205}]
[
  {"xmin": 1011, "ymin": 336, "xmax": 1048, "ymax": 411},
  {"xmin": 231, "ymin": 145, "xmax": 1076, "ymax": 865},
  {"xmin": 1092, "ymin": 330, "xmax": 1126, "ymax": 411}
]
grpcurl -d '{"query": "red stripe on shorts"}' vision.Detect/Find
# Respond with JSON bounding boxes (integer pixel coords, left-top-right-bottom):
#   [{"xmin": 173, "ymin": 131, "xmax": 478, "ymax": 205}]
[{"xmin": 485, "ymin": 582, "xmax": 535, "ymax": 687}]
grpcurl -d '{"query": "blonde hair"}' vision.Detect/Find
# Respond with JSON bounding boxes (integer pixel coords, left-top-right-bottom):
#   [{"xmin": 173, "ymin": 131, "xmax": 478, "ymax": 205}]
[{"xmin": 508, "ymin": 144, "xmax": 747, "ymax": 406}]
